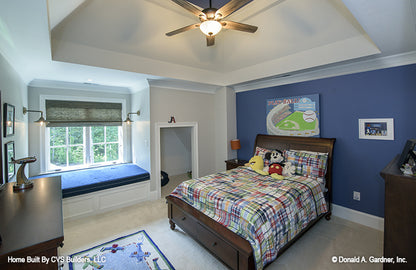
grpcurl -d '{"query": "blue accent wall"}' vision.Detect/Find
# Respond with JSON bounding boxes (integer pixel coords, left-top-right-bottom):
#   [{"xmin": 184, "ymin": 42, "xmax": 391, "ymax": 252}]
[{"xmin": 236, "ymin": 64, "xmax": 416, "ymax": 217}]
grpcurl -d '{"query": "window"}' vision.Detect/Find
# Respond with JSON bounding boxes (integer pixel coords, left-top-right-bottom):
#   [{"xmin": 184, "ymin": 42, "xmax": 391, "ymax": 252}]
[{"xmin": 47, "ymin": 126, "xmax": 122, "ymax": 171}]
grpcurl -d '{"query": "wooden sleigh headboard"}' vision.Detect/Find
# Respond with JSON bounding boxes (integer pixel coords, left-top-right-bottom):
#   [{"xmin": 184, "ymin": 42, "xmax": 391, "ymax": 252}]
[{"xmin": 254, "ymin": 134, "xmax": 336, "ymax": 209}]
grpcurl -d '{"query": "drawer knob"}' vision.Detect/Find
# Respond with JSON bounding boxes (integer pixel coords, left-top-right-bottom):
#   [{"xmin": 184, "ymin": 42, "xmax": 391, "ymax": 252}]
[{"xmin": 212, "ymin": 242, "xmax": 217, "ymax": 247}]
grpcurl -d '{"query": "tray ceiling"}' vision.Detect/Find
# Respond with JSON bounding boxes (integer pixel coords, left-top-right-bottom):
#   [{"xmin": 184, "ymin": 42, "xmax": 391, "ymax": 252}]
[{"xmin": 49, "ymin": 0, "xmax": 379, "ymax": 85}]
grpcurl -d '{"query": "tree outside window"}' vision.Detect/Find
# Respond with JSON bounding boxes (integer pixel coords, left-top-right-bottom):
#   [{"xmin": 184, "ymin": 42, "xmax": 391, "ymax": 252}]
[{"xmin": 48, "ymin": 126, "xmax": 122, "ymax": 170}]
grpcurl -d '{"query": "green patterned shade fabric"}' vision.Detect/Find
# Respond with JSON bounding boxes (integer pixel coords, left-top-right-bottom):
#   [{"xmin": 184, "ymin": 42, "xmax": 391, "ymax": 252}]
[{"xmin": 46, "ymin": 100, "xmax": 122, "ymax": 127}]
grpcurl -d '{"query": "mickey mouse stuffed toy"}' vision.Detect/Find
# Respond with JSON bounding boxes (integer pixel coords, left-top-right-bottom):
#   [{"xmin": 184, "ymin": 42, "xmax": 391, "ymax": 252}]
[
  {"xmin": 264, "ymin": 149, "xmax": 296, "ymax": 179},
  {"xmin": 264, "ymin": 150, "xmax": 284, "ymax": 172}
]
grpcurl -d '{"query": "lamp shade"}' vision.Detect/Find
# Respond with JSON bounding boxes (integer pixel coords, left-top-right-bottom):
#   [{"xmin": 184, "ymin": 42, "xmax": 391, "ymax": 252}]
[{"xmin": 230, "ymin": 139, "xmax": 241, "ymax": 150}]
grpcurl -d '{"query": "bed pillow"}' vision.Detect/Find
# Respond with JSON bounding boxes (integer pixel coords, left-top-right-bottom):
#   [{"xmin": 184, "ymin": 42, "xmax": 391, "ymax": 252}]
[
  {"xmin": 254, "ymin": 146, "xmax": 273, "ymax": 167},
  {"xmin": 284, "ymin": 150, "xmax": 328, "ymax": 181}
]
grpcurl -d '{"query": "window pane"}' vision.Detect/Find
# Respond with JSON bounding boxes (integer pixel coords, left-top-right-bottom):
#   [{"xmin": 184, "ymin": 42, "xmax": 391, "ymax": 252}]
[
  {"xmin": 106, "ymin": 143, "xmax": 119, "ymax": 161},
  {"xmin": 68, "ymin": 146, "xmax": 84, "ymax": 166},
  {"xmin": 68, "ymin": 127, "xmax": 83, "ymax": 145},
  {"xmin": 106, "ymin": 126, "xmax": 118, "ymax": 142},
  {"xmin": 50, "ymin": 147, "xmax": 67, "ymax": 166},
  {"xmin": 50, "ymin": 127, "xmax": 66, "ymax": 146},
  {"xmin": 93, "ymin": 144, "xmax": 105, "ymax": 163},
  {"xmin": 92, "ymin": 127, "xmax": 104, "ymax": 143}
]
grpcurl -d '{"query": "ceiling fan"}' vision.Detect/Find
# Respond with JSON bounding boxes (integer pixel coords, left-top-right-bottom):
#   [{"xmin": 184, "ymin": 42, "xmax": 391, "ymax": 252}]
[{"xmin": 166, "ymin": 0, "xmax": 258, "ymax": 46}]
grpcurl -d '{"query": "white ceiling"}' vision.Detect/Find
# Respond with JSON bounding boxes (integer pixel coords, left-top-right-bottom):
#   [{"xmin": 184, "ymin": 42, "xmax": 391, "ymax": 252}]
[{"xmin": 0, "ymin": 0, "xmax": 415, "ymax": 92}]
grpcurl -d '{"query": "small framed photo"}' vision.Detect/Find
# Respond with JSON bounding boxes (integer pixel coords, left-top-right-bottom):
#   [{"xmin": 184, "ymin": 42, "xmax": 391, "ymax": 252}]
[
  {"xmin": 4, "ymin": 141, "xmax": 15, "ymax": 182},
  {"xmin": 398, "ymin": 139, "xmax": 416, "ymax": 168},
  {"xmin": 358, "ymin": 118, "xmax": 394, "ymax": 140},
  {"xmin": 3, "ymin": 103, "xmax": 15, "ymax": 137}
]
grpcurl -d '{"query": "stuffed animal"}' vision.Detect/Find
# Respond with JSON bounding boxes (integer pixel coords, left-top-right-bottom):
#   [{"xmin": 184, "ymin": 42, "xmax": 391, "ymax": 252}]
[
  {"xmin": 246, "ymin": 156, "xmax": 269, "ymax": 175},
  {"xmin": 264, "ymin": 149, "xmax": 297, "ymax": 179},
  {"xmin": 265, "ymin": 150, "xmax": 284, "ymax": 164},
  {"xmin": 268, "ymin": 163, "xmax": 285, "ymax": 180},
  {"xmin": 246, "ymin": 155, "xmax": 284, "ymax": 180},
  {"xmin": 282, "ymin": 161, "xmax": 296, "ymax": 177},
  {"xmin": 262, "ymin": 149, "xmax": 286, "ymax": 179}
]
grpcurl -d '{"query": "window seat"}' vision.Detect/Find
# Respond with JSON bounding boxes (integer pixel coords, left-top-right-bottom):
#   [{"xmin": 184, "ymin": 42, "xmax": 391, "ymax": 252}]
[{"xmin": 30, "ymin": 163, "xmax": 150, "ymax": 198}]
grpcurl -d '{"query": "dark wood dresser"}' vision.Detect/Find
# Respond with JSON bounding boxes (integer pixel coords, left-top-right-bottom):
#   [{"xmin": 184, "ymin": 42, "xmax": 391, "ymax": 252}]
[
  {"xmin": 0, "ymin": 177, "xmax": 64, "ymax": 269},
  {"xmin": 380, "ymin": 155, "xmax": 416, "ymax": 269}
]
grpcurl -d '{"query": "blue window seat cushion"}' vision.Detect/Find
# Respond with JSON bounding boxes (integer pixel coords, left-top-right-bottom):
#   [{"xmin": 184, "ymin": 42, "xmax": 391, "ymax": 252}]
[{"xmin": 30, "ymin": 164, "xmax": 150, "ymax": 198}]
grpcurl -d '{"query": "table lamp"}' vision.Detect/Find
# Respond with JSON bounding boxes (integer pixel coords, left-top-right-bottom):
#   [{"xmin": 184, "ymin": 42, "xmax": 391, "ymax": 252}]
[{"xmin": 230, "ymin": 139, "xmax": 241, "ymax": 162}]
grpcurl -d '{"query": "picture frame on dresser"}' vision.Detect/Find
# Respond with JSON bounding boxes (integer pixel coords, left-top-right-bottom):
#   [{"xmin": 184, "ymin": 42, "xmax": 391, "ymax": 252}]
[
  {"xmin": 398, "ymin": 139, "xmax": 416, "ymax": 168},
  {"xmin": 3, "ymin": 103, "xmax": 15, "ymax": 137},
  {"xmin": 4, "ymin": 141, "xmax": 15, "ymax": 182}
]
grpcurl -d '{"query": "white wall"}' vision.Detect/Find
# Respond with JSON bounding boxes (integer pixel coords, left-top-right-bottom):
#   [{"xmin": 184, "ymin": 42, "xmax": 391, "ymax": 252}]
[
  {"xmin": 131, "ymin": 86, "xmax": 151, "ymax": 172},
  {"xmin": 160, "ymin": 127, "xmax": 192, "ymax": 176},
  {"xmin": 148, "ymin": 83, "xmax": 238, "ymax": 197},
  {"xmin": 0, "ymin": 53, "xmax": 28, "ymax": 183},
  {"xmin": 27, "ymin": 83, "xmax": 132, "ymax": 176},
  {"xmin": 149, "ymin": 86, "xmax": 216, "ymax": 193},
  {"xmin": 214, "ymin": 86, "xmax": 237, "ymax": 172}
]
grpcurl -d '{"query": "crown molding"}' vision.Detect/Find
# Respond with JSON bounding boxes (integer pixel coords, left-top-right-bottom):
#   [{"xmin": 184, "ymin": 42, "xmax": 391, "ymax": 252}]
[
  {"xmin": 28, "ymin": 79, "xmax": 132, "ymax": 94},
  {"xmin": 232, "ymin": 51, "xmax": 416, "ymax": 92},
  {"xmin": 148, "ymin": 78, "xmax": 222, "ymax": 94}
]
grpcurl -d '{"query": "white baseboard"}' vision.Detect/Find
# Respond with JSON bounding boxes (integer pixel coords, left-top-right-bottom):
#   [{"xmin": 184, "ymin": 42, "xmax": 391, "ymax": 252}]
[{"xmin": 332, "ymin": 204, "xmax": 384, "ymax": 231}]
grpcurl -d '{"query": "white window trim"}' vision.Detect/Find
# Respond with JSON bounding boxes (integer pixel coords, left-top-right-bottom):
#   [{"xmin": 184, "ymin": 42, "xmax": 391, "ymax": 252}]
[{"xmin": 39, "ymin": 94, "xmax": 128, "ymax": 174}]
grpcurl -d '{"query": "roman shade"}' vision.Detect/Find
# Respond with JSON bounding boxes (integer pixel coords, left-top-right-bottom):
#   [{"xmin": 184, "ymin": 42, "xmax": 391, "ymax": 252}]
[{"xmin": 46, "ymin": 100, "xmax": 122, "ymax": 127}]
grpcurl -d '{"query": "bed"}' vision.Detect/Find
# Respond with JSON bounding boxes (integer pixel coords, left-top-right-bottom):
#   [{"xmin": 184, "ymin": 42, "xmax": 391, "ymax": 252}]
[{"xmin": 166, "ymin": 134, "xmax": 335, "ymax": 270}]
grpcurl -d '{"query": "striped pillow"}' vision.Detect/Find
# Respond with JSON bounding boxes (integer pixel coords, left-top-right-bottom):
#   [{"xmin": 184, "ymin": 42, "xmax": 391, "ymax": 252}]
[
  {"xmin": 284, "ymin": 150, "xmax": 328, "ymax": 180},
  {"xmin": 254, "ymin": 146, "xmax": 272, "ymax": 167}
]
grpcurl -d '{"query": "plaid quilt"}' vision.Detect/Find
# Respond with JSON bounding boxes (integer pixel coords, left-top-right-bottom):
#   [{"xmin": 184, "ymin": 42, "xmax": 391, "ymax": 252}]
[{"xmin": 170, "ymin": 167, "xmax": 328, "ymax": 270}]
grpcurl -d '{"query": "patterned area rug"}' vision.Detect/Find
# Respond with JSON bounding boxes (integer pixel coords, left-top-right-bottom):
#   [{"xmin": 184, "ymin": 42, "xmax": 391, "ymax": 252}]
[{"xmin": 69, "ymin": 230, "xmax": 174, "ymax": 270}]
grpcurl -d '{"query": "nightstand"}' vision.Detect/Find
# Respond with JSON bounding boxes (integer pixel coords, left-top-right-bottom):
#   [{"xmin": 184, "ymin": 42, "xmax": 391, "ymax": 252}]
[{"xmin": 225, "ymin": 159, "xmax": 248, "ymax": 170}]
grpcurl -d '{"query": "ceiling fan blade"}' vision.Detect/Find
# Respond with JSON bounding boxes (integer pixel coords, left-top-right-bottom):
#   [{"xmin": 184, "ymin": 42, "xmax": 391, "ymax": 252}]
[
  {"xmin": 170, "ymin": 0, "xmax": 204, "ymax": 17},
  {"xmin": 166, "ymin": 23, "xmax": 200, "ymax": 36},
  {"xmin": 206, "ymin": 35, "xmax": 215, "ymax": 46},
  {"xmin": 217, "ymin": 0, "xmax": 251, "ymax": 19},
  {"xmin": 221, "ymin": 21, "xmax": 258, "ymax": 33}
]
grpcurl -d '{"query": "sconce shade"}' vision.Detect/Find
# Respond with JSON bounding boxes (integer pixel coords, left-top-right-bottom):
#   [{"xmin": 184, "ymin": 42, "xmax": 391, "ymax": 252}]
[
  {"xmin": 124, "ymin": 116, "xmax": 132, "ymax": 124},
  {"xmin": 124, "ymin": 110, "xmax": 140, "ymax": 124},
  {"xmin": 34, "ymin": 116, "xmax": 48, "ymax": 126},
  {"xmin": 23, "ymin": 107, "xmax": 48, "ymax": 126},
  {"xmin": 230, "ymin": 139, "xmax": 241, "ymax": 150}
]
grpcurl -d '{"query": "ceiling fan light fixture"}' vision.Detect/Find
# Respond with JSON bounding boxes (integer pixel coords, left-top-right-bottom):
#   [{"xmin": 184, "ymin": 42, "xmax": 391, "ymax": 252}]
[{"xmin": 200, "ymin": 20, "xmax": 222, "ymax": 36}]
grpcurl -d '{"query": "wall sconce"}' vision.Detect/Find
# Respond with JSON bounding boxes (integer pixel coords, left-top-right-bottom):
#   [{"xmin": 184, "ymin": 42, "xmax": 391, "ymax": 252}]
[
  {"xmin": 23, "ymin": 107, "xmax": 48, "ymax": 126},
  {"xmin": 230, "ymin": 139, "xmax": 241, "ymax": 162},
  {"xmin": 124, "ymin": 110, "xmax": 140, "ymax": 124}
]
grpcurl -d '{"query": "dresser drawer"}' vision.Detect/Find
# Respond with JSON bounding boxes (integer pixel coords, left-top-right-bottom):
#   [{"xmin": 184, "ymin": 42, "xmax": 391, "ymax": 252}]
[
  {"xmin": 197, "ymin": 223, "xmax": 238, "ymax": 269},
  {"xmin": 170, "ymin": 203, "xmax": 198, "ymax": 237}
]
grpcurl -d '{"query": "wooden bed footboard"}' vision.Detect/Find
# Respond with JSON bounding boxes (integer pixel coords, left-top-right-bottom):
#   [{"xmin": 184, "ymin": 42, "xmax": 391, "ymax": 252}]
[
  {"xmin": 167, "ymin": 195, "xmax": 328, "ymax": 270},
  {"xmin": 167, "ymin": 195, "xmax": 255, "ymax": 269}
]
